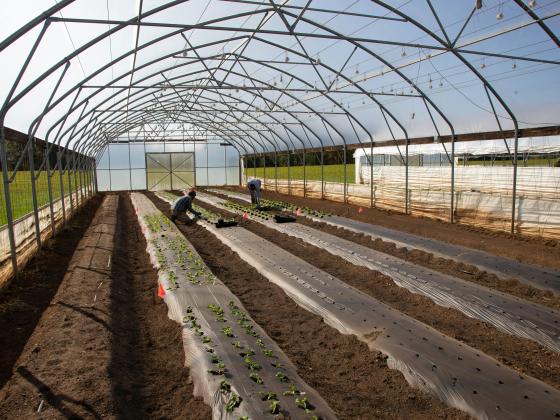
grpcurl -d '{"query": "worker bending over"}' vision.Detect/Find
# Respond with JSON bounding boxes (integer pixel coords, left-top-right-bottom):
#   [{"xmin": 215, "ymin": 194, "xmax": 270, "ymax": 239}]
[
  {"xmin": 247, "ymin": 179, "xmax": 262, "ymax": 206},
  {"xmin": 171, "ymin": 189, "xmax": 202, "ymax": 222}
]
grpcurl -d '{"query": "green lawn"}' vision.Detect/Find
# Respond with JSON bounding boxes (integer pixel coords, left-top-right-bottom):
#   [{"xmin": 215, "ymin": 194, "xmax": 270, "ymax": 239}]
[
  {"xmin": 245, "ymin": 164, "xmax": 355, "ymax": 184},
  {"xmin": 0, "ymin": 171, "xmax": 89, "ymax": 226}
]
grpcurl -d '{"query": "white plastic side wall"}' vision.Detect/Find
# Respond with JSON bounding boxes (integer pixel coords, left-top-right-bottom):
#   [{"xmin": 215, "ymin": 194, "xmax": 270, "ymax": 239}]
[
  {"xmin": 0, "ymin": 186, "xmax": 90, "ymax": 286},
  {"xmin": 250, "ymin": 166, "xmax": 560, "ymax": 239}
]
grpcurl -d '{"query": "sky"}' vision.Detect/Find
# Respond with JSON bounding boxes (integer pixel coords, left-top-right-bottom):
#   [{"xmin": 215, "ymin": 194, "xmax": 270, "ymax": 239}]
[{"xmin": 0, "ymin": 0, "xmax": 559, "ymax": 156}]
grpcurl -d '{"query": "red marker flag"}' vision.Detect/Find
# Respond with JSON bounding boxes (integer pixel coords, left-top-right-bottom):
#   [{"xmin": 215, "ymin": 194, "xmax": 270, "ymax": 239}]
[
  {"xmin": 242, "ymin": 212, "xmax": 249, "ymax": 219},
  {"xmin": 358, "ymin": 207, "xmax": 364, "ymax": 213},
  {"xmin": 296, "ymin": 208, "xmax": 301, "ymax": 216},
  {"xmin": 157, "ymin": 283, "xmax": 166, "ymax": 298}
]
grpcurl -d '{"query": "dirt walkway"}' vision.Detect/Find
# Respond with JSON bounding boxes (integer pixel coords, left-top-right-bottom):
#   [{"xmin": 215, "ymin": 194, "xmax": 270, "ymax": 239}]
[
  {"xmin": 193, "ymin": 198, "xmax": 560, "ymax": 391},
  {"xmin": 0, "ymin": 195, "xmax": 102, "ymax": 390},
  {"xmin": 148, "ymin": 191, "xmax": 469, "ymax": 419},
  {"xmin": 0, "ymin": 193, "xmax": 211, "ymax": 419},
  {"xmin": 223, "ymin": 186, "xmax": 560, "ymax": 270}
]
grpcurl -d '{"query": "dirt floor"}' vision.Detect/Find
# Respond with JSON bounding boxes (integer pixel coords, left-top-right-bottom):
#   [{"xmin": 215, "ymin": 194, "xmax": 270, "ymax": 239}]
[
  {"xmin": 223, "ymin": 186, "xmax": 560, "ymax": 270},
  {"xmin": 0, "ymin": 195, "xmax": 103, "ymax": 390},
  {"xmin": 214, "ymin": 189, "xmax": 560, "ymax": 308},
  {"xmin": 192, "ymin": 197, "xmax": 560, "ymax": 391},
  {"xmin": 0, "ymin": 193, "xmax": 211, "ymax": 419},
  {"xmin": 148, "ymin": 191, "xmax": 469, "ymax": 419}
]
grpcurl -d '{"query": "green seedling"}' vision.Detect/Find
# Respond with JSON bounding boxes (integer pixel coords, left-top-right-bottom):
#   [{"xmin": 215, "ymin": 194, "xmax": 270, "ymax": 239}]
[
  {"xmin": 217, "ymin": 362, "xmax": 226, "ymax": 369},
  {"xmin": 269, "ymin": 400, "xmax": 280, "ymax": 414},
  {"xmin": 283, "ymin": 384, "xmax": 300, "ymax": 396},
  {"xmin": 183, "ymin": 313, "xmax": 195, "ymax": 323},
  {"xmin": 244, "ymin": 356, "xmax": 260, "ymax": 371},
  {"xmin": 219, "ymin": 380, "xmax": 231, "ymax": 394},
  {"xmin": 208, "ymin": 368, "xmax": 225, "ymax": 376},
  {"xmin": 211, "ymin": 354, "xmax": 221, "ymax": 364},
  {"xmin": 258, "ymin": 391, "xmax": 277, "ymax": 401},
  {"xmin": 222, "ymin": 326, "xmax": 234, "ymax": 337},
  {"xmin": 262, "ymin": 349, "xmax": 274, "ymax": 358},
  {"xmin": 256, "ymin": 339, "xmax": 265, "ymax": 348},
  {"xmin": 275, "ymin": 372, "xmax": 288, "ymax": 382},
  {"xmin": 272, "ymin": 361, "xmax": 283, "ymax": 369},
  {"xmin": 202, "ymin": 336, "xmax": 212, "ymax": 344},
  {"xmin": 295, "ymin": 396, "xmax": 313, "ymax": 412},
  {"xmin": 232, "ymin": 341, "xmax": 242, "ymax": 349},
  {"xmin": 249, "ymin": 372, "xmax": 263, "ymax": 384},
  {"xmin": 225, "ymin": 393, "xmax": 242, "ymax": 413}
]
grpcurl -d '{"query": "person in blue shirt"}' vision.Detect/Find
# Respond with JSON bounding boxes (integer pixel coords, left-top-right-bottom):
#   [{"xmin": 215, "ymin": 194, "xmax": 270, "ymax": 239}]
[
  {"xmin": 171, "ymin": 189, "xmax": 202, "ymax": 222},
  {"xmin": 247, "ymin": 179, "xmax": 262, "ymax": 206}
]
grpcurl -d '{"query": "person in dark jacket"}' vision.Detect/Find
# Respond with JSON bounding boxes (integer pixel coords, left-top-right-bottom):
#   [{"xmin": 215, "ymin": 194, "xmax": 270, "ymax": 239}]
[{"xmin": 171, "ymin": 189, "xmax": 202, "ymax": 222}]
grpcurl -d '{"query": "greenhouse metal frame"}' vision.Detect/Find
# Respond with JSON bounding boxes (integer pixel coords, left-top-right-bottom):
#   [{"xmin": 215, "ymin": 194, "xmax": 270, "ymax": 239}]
[{"xmin": 1, "ymin": 0, "xmax": 559, "ymax": 277}]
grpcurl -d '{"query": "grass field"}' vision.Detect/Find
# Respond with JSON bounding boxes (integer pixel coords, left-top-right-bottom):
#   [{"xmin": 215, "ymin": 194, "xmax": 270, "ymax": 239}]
[
  {"xmin": 245, "ymin": 164, "xmax": 355, "ymax": 184},
  {"xmin": 0, "ymin": 171, "xmax": 88, "ymax": 226}
]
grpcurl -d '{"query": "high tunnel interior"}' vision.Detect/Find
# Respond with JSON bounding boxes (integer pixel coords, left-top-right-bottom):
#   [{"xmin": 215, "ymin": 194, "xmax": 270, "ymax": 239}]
[{"xmin": 0, "ymin": 0, "xmax": 559, "ymax": 275}]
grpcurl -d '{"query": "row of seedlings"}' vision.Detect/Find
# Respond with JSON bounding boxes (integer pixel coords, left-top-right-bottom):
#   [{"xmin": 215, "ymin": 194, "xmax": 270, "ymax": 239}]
[
  {"xmin": 197, "ymin": 194, "xmax": 560, "ymax": 354},
  {"xmin": 133, "ymin": 192, "xmax": 336, "ymax": 419}
]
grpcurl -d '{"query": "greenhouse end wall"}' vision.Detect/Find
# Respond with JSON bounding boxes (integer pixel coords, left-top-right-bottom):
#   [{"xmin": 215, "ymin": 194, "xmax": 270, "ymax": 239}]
[{"xmin": 96, "ymin": 141, "xmax": 240, "ymax": 191}]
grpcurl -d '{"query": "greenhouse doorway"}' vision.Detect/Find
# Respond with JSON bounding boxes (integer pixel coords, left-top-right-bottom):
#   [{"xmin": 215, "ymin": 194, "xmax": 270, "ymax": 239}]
[{"xmin": 145, "ymin": 152, "xmax": 195, "ymax": 191}]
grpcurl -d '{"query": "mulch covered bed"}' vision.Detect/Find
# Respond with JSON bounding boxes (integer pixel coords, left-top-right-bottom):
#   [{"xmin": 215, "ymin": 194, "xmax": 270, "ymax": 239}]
[{"xmin": 148, "ymin": 191, "xmax": 468, "ymax": 419}]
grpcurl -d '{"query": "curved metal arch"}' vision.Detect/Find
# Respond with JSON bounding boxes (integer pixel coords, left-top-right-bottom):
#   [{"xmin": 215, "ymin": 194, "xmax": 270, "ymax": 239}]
[
  {"xmin": 81, "ymin": 100, "xmax": 275, "ymax": 160},
  {"xmin": 12, "ymin": 3, "xmax": 370, "ymax": 157},
  {"xmin": 81, "ymin": 88, "xmax": 293, "ymax": 159}
]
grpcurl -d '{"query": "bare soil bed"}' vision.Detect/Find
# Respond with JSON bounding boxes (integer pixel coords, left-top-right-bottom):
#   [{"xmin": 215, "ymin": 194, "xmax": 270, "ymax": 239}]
[
  {"xmin": 0, "ymin": 193, "xmax": 210, "ymax": 419},
  {"xmin": 216, "ymin": 188, "xmax": 560, "ymax": 308},
  {"xmin": 223, "ymin": 186, "xmax": 560, "ymax": 269},
  {"xmin": 193, "ymin": 197, "xmax": 560, "ymax": 391},
  {"xmin": 148, "ymin": 191, "xmax": 469, "ymax": 419},
  {"xmin": 0, "ymin": 195, "xmax": 102, "ymax": 389}
]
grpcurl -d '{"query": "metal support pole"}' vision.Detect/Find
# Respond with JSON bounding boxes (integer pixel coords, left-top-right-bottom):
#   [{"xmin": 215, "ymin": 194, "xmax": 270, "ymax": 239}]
[
  {"xmin": 450, "ymin": 133, "xmax": 456, "ymax": 224},
  {"xmin": 45, "ymin": 148, "xmax": 56, "ymax": 237},
  {"xmin": 321, "ymin": 147, "xmax": 324, "ymax": 200},
  {"xmin": 27, "ymin": 138, "xmax": 41, "ymax": 247},
  {"xmin": 239, "ymin": 156, "xmax": 243, "ymax": 185},
  {"xmin": 370, "ymin": 142, "xmax": 373, "ymax": 208},
  {"xmin": 405, "ymin": 138, "xmax": 409, "ymax": 214},
  {"xmin": 57, "ymin": 151, "xmax": 67, "ymax": 224},
  {"xmin": 78, "ymin": 156, "xmax": 84, "ymax": 204},
  {"xmin": 303, "ymin": 150, "xmax": 306, "ymax": 198},
  {"xmin": 73, "ymin": 152, "xmax": 79, "ymax": 206},
  {"xmin": 263, "ymin": 152, "xmax": 266, "ymax": 186},
  {"xmin": 343, "ymin": 144, "xmax": 347, "ymax": 203},
  {"xmin": 0, "ymin": 127, "xmax": 18, "ymax": 276},
  {"xmin": 274, "ymin": 151, "xmax": 278, "ymax": 192},
  {"xmin": 67, "ymin": 152, "xmax": 74, "ymax": 215},
  {"xmin": 94, "ymin": 160, "xmax": 99, "ymax": 193},
  {"xmin": 511, "ymin": 130, "xmax": 519, "ymax": 234},
  {"xmin": 287, "ymin": 151, "xmax": 291, "ymax": 196}
]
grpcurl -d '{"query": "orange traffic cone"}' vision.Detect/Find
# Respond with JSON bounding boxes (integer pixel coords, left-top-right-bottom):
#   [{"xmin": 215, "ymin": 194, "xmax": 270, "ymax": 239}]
[{"xmin": 158, "ymin": 283, "xmax": 166, "ymax": 298}]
